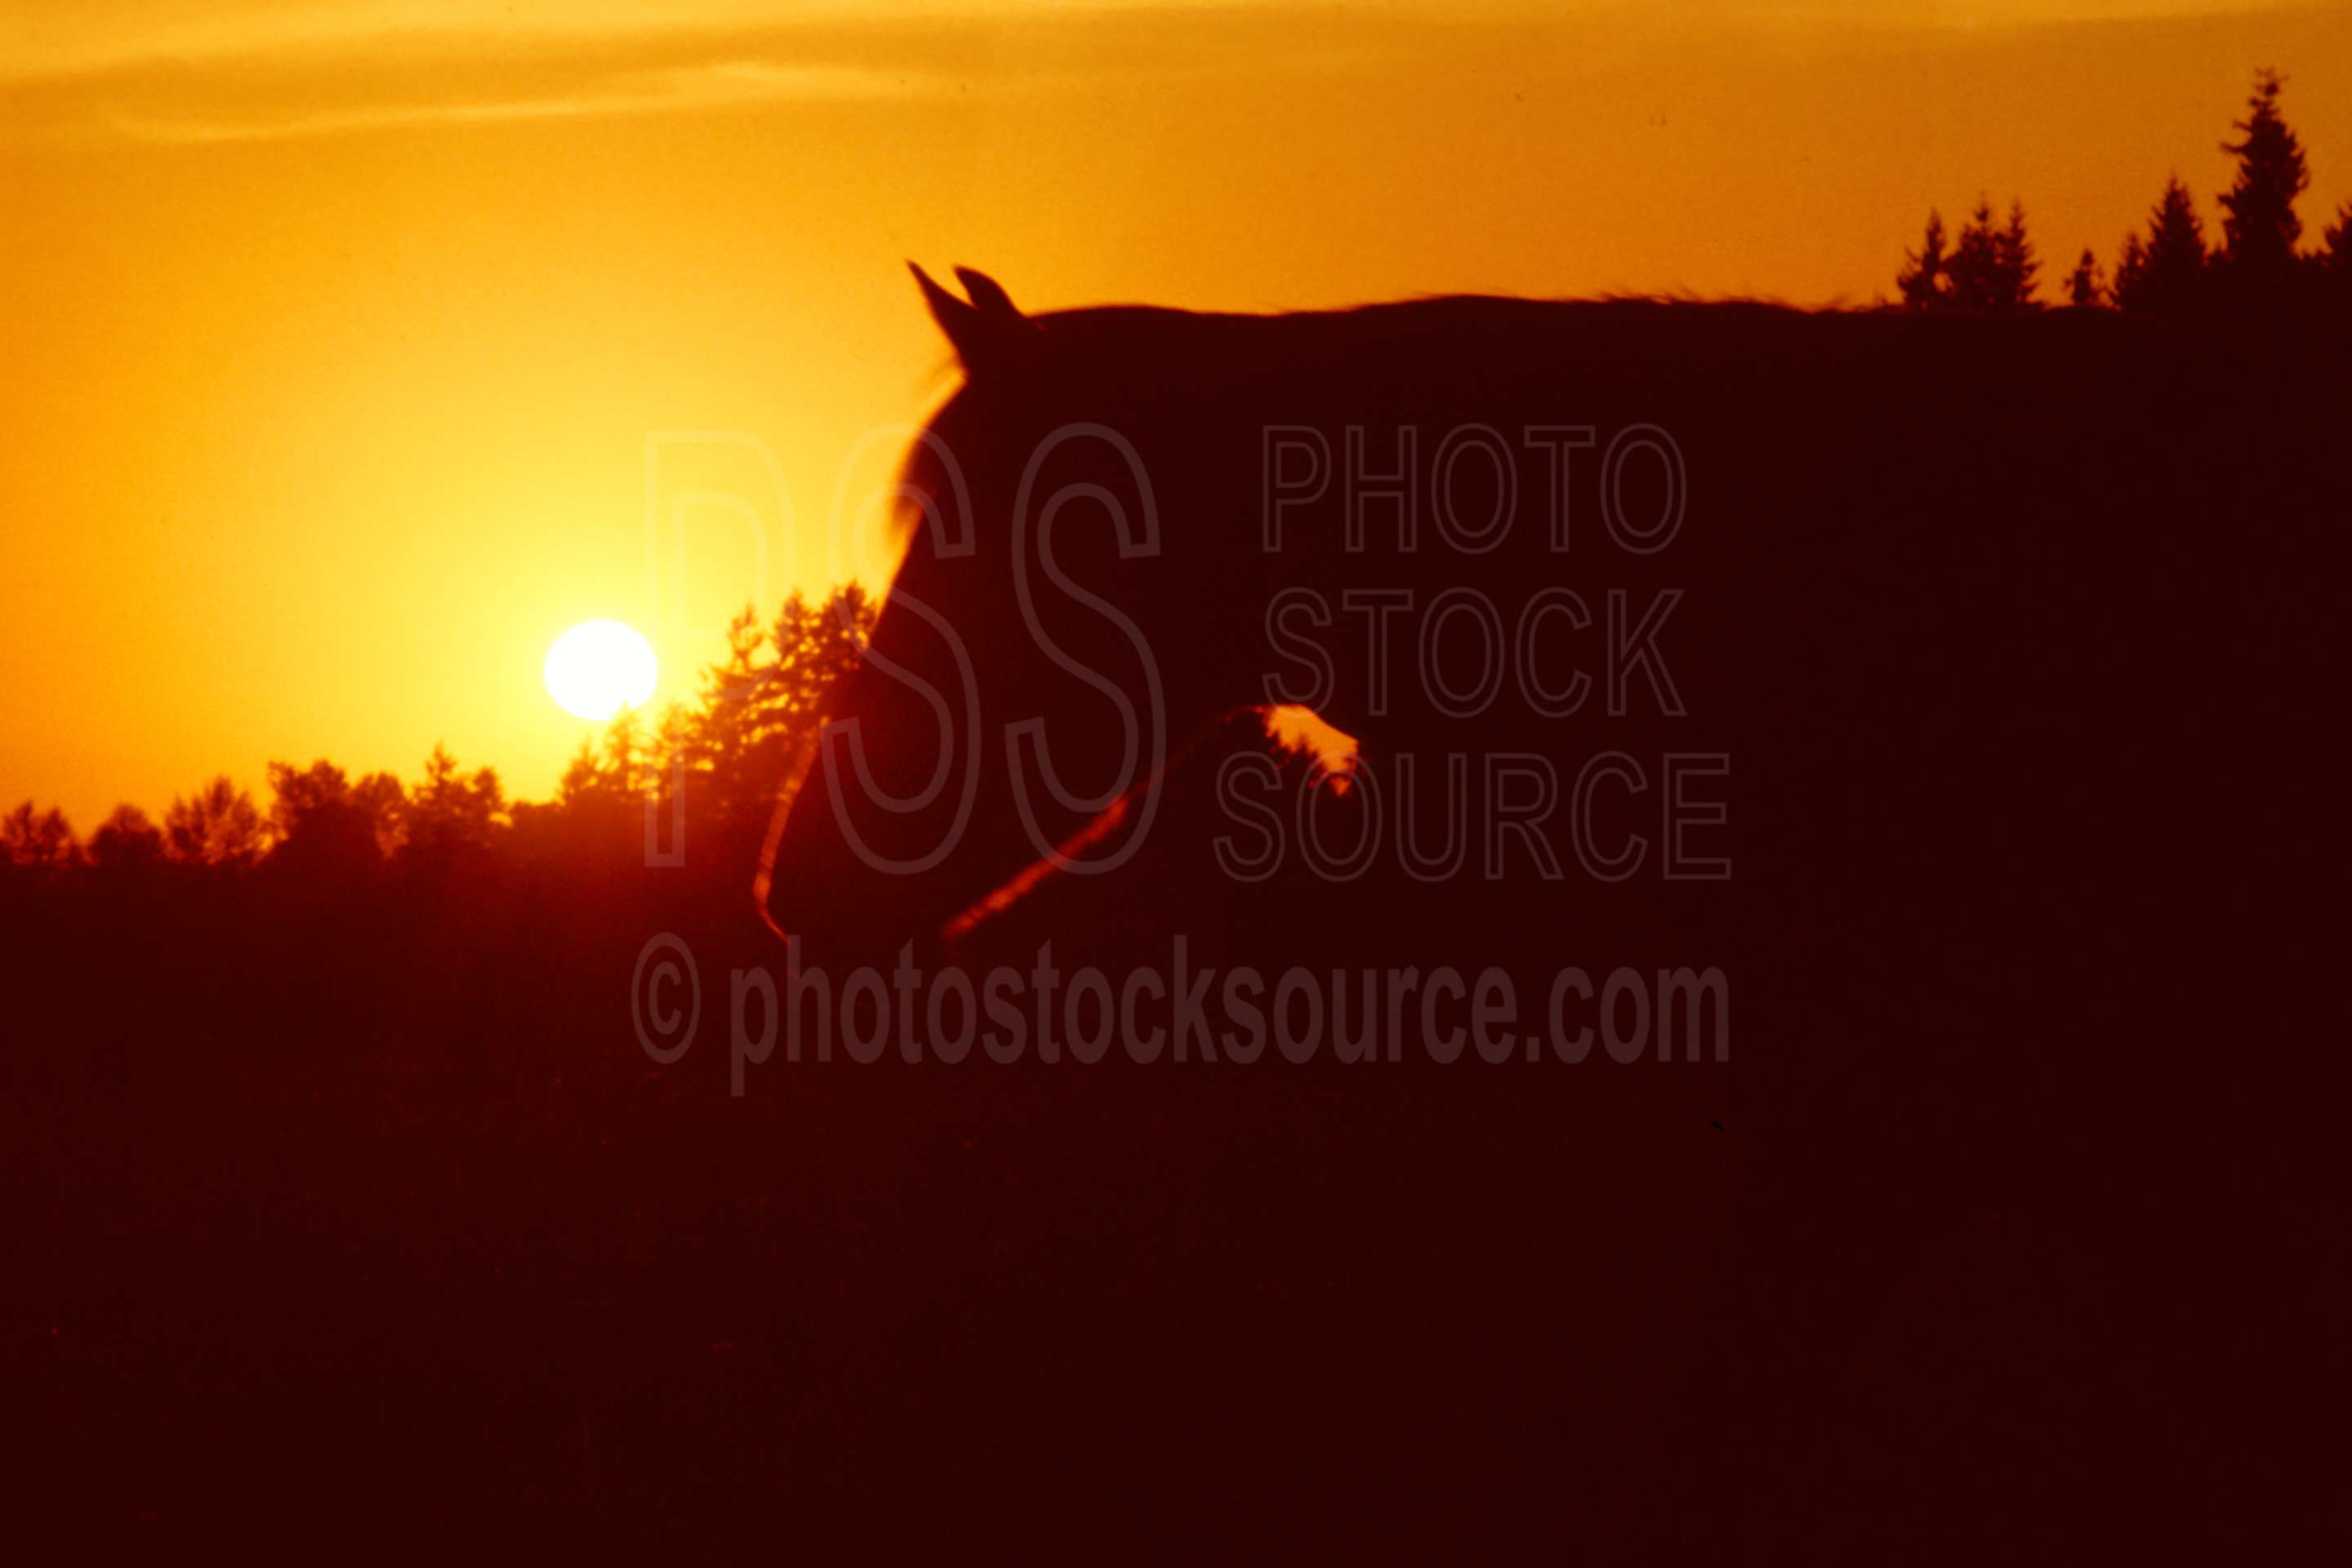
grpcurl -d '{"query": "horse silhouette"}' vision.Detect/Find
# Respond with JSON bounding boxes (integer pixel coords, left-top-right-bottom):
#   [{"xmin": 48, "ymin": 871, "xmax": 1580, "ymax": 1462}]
[
  {"xmin": 747, "ymin": 269, "xmax": 2344, "ymax": 1538},
  {"xmin": 764, "ymin": 267, "xmax": 2338, "ymax": 983}
]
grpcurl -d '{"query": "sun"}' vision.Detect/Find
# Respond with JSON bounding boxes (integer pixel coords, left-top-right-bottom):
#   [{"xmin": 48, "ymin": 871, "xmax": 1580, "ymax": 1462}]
[{"xmin": 545, "ymin": 620, "xmax": 658, "ymax": 721}]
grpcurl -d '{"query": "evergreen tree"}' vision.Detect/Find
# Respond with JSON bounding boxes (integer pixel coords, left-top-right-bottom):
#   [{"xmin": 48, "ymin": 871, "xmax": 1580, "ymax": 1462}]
[
  {"xmin": 680, "ymin": 586, "xmax": 876, "ymax": 835},
  {"xmin": 1995, "ymin": 201, "xmax": 2040, "ymax": 308},
  {"xmin": 266, "ymin": 760, "xmax": 383, "ymax": 871},
  {"xmin": 350, "ymin": 772, "xmax": 408, "ymax": 858},
  {"xmin": 2114, "ymin": 178, "xmax": 2207, "ymax": 314},
  {"xmin": 87, "ymin": 804, "xmax": 166, "ymax": 871},
  {"xmin": 404, "ymin": 745, "xmax": 504, "ymax": 858},
  {"xmin": 267, "ymin": 759, "xmax": 350, "ymax": 840},
  {"xmin": 2065, "ymin": 247, "xmax": 2106, "ymax": 309},
  {"xmin": 604, "ymin": 706, "xmax": 644, "ymax": 799},
  {"xmin": 1896, "ymin": 209, "xmax": 1949, "ymax": 310},
  {"xmin": 265, "ymin": 760, "xmax": 406, "ymax": 871},
  {"xmin": 558, "ymin": 738, "xmax": 609, "ymax": 806},
  {"xmin": 2, "ymin": 801, "xmax": 79, "ymax": 871},
  {"xmin": 767, "ymin": 584, "xmax": 874, "ymax": 749},
  {"xmin": 2112, "ymin": 233, "xmax": 2147, "ymax": 307},
  {"xmin": 2216, "ymin": 69, "xmax": 2309, "ymax": 287},
  {"xmin": 692, "ymin": 605, "xmax": 770, "ymax": 826},
  {"xmin": 1943, "ymin": 198, "xmax": 2004, "ymax": 310},
  {"xmin": 756, "ymin": 589, "xmax": 822, "ymax": 774},
  {"xmin": 652, "ymin": 701, "xmax": 695, "ymax": 807},
  {"xmin": 165, "ymin": 777, "xmax": 266, "ymax": 868},
  {"xmin": 2321, "ymin": 202, "xmax": 2352, "ymax": 276},
  {"xmin": 1939, "ymin": 198, "xmax": 2037, "ymax": 311}
]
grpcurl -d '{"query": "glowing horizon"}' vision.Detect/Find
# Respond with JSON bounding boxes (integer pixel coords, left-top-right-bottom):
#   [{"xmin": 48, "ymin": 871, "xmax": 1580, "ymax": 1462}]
[{"xmin": 6, "ymin": 1, "xmax": 2349, "ymax": 828}]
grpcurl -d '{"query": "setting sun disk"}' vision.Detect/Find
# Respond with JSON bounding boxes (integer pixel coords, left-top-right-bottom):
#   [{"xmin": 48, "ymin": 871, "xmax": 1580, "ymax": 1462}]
[{"xmin": 545, "ymin": 621, "xmax": 657, "ymax": 721}]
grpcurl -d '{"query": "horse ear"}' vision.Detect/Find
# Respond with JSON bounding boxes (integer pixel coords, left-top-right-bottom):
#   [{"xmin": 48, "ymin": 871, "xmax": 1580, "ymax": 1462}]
[
  {"xmin": 909, "ymin": 262, "xmax": 1033, "ymax": 376},
  {"xmin": 954, "ymin": 267, "xmax": 1019, "ymax": 319}
]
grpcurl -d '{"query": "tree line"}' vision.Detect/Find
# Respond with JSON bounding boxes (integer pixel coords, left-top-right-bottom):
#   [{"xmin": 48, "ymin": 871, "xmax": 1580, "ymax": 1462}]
[
  {"xmin": 1896, "ymin": 70, "xmax": 2348, "ymax": 314},
  {"xmin": 0, "ymin": 585, "xmax": 875, "ymax": 889}
]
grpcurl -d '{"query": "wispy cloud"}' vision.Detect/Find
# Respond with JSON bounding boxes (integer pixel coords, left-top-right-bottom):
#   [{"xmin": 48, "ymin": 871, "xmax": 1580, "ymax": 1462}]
[
  {"xmin": 4, "ymin": 1, "xmax": 2314, "ymax": 145},
  {"xmin": 3, "ymin": 2, "xmax": 1304, "ymax": 143},
  {"xmin": 95, "ymin": 60, "xmax": 926, "ymax": 145},
  {"xmin": 19, "ymin": 0, "xmax": 2322, "ymax": 79},
  {"xmin": 5, "ymin": 2, "xmax": 1237, "ymax": 80}
]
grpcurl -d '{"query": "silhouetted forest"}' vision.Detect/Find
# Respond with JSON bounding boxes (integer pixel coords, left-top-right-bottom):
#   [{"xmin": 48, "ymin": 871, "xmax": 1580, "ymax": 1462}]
[
  {"xmin": 2, "ymin": 584, "xmax": 878, "ymax": 901},
  {"xmin": 1896, "ymin": 70, "xmax": 2350, "ymax": 315}
]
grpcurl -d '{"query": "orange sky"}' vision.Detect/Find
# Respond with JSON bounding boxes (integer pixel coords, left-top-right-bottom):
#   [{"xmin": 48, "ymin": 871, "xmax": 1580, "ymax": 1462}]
[{"xmin": 5, "ymin": 1, "xmax": 2348, "ymax": 828}]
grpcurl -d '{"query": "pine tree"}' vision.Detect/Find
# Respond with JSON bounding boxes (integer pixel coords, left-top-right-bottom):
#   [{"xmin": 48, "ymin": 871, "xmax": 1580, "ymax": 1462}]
[
  {"xmin": 2321, "ymin": 202, "xmax": 2352, "ymax": 276},
  {"xmin": 266, "ymin": 759, "xmax": 347, "ymax": 840},
  {"xmin": 2, "ymin": 801, "xmax": 79, "ymax": 871},
  {"xmin": 775, "ymin": 584, "xmax": 874, "ymax": 741},
  {"xmin": 652, "ymin": 701, "xmax": 695, "ymax": 806},
  {"xmin": 404, "ymin": 745, "xmax": 504, "ymax": 858},
  {"xmin": 557, "ymin": 739, "xmax": 609, "ymax": 806},
  {"xmin": 265, "ymin": 759, "xmax": 394, "ymax": 871},
  {"xmin": 692, "ymin": 604, "xmax": 771, "ymax": 826},
  {"xmin": 1897, "ymin": 210, "xmax": 1949, "ymax": 310},
  {"xmin": 1935, "ymin": 198, "xmax": 2038, "ymax": 311},
  {"xmin": 1995, "ymin": 201, "xmax": 2040, "ymax": 308},
  {"xmin": 350, "ymin": 773, "xmax": 408, "ymax": 858},
  {"xmin": 2216, "ymin": 69, "xmax": 2309, "ymax": 287},
  {"xmin": 2114, "ymin": 178, "xmax": 2207, "ymax": 314},
  {"xmin": 87, "ymin": 805, "xmax": 166, "ymax": 871},
  {"xmin": 758, "ymin": 590, "xmax": 823, "ymax": 769},
  {"xmin": 2065, "ymin": 247, "xmax": 2106, "ymax": 309},
  {"xmin": 676, "ymin": 586, "xmax": 878, "ymax": 835},
  {"xmin": 164, "ymin": 777, "xmax": 266, "ymax": 868},
  {"xmin": 2113, "ymin": 233, "xmax": 2148, "ymax": 307},
  {"xmin": 604, "ymin": 706, "xmax": 644, "ymax": 799},
  {"xmin": 1943, "ymin": 198, "xmax": 2005, "ymax": 310}
]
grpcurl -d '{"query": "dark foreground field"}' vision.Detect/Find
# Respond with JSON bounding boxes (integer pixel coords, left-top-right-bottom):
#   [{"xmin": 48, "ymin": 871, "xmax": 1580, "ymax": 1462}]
[{"xmin": 4, "ymin": 728, "xmax": 2328, "ymax": 1558}]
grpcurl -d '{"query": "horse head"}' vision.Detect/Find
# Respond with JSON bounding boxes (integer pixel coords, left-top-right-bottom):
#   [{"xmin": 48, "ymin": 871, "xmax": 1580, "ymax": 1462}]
[{"xmin": 758, "ymin": 266, "xmax": 1276, "ymax": 961}]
